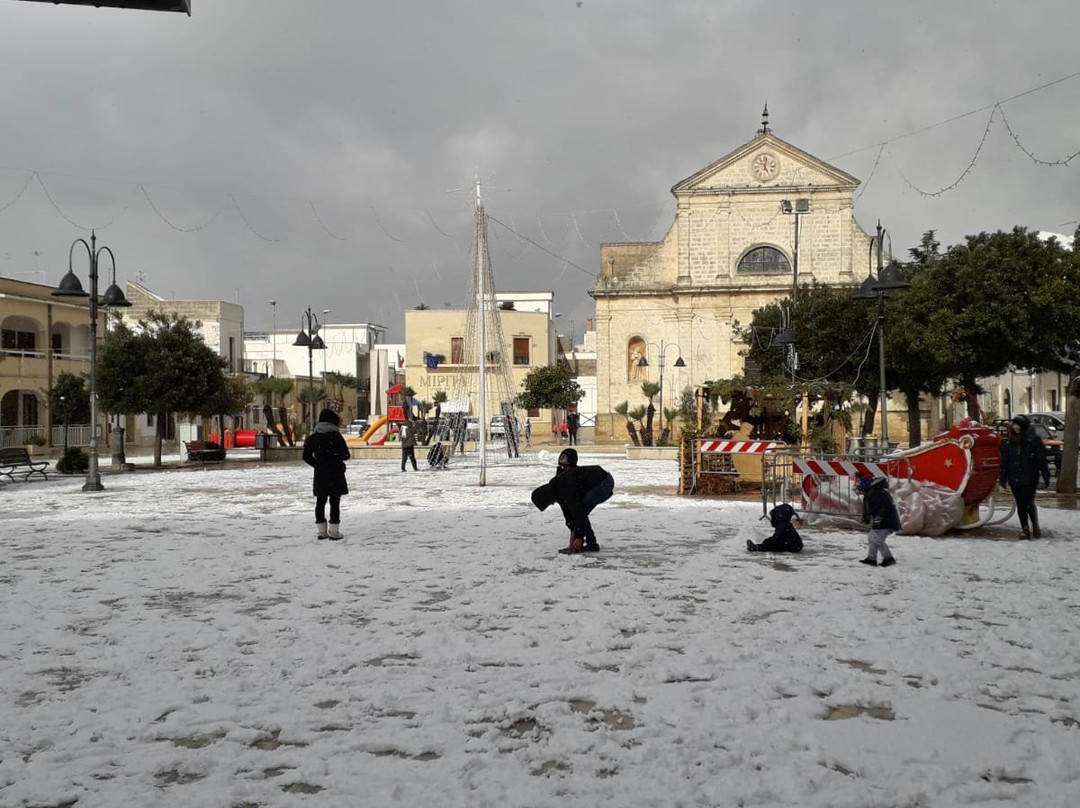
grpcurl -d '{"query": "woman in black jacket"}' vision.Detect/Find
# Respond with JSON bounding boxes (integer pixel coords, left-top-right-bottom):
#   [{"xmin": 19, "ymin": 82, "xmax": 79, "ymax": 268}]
[
  {"xmin": 302, "ymin": 409, "xmax": 351, "ymax": 540},
  {"xmin": 999, "ymin": 414, "xmax": 1051, "ymax": 539}
]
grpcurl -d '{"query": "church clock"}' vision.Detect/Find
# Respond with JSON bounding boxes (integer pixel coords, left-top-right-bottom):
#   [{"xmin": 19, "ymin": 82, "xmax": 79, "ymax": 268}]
[{"xmin": 751, "ymin": 152, "xmax": 779, "ymax": 181}]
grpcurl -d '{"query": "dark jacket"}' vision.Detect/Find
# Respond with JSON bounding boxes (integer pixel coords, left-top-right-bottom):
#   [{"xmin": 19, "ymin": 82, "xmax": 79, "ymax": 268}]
[
  {"xmin": 862, "ymin": 478, "xmax": 902, "ymax": 532},
  {"xmin": 303, "ymin": 423, "xmax": 350, "ymax": 496},
  {"xmin": 552, "ymin": 465, "xmax": 611, "ymax": 535},
  {"xmin": 399, "ymin": 421, "xmax": 417, "ymax": 449},
  {"xmin": 999, "ymin": 427, "xmax": 1051, "ymax": 488}
]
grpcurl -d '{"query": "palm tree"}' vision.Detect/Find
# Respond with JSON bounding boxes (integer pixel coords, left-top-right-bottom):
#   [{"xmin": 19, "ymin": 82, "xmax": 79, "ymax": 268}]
[
  {"xmin": 297, "ymin": 385, "xmax": 327, "ymax": 430},
  {"xmin": 640, "ymin": 381, "xmax": 660, "ymax": 446},
  {"xmin": 628, "ymin": 405, "xmax": 648, "ymax": 446},
  {"xmin": 401, "ymin": 385, "xmax": 417, "ymax": 421},
  {"xmin": 613, "ymin": 400, "xmax": 641, "ymax": 447},
  {"xmin": 661, "ymin": 406, "xmax": 680, "ymax": 445},
  {"xmin": 324, "ymin": 371, "xmax": 358, "ymax": 410},
  {"xmin": 417, "ymin": 399, "xmax": 432, "ymax": 444},
  {"xmin": 431, "ymin": 390, "xmax": 448, "ymax": 444}
]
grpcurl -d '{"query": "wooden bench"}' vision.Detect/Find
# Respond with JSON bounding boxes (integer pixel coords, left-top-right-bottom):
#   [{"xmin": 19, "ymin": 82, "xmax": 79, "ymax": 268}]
[
  {"xmin": 0, "ymin": 446, "xmax": 50, "ymax": 483},
  {"xmin": 184, "ymin": 440, "xmax": 227, "ymax": 463}
]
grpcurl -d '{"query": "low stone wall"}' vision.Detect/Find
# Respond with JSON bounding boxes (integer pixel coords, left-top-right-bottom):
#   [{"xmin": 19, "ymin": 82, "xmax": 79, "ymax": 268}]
[{"xmin": 625, "ymin": 445, "xmax": 679, "ymax": 461}]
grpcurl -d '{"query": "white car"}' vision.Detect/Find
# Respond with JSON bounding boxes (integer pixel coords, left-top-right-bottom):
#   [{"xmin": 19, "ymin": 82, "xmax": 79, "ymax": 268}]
[{"xmin": 345, "ymin": 419, "xmax": 369, "ymax": 435}]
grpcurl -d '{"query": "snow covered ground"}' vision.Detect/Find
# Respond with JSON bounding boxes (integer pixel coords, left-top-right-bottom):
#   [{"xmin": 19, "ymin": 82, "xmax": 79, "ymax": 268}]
[{"xmin": 2, "ymin": 453, "xmax": 1078, "ymax": 808}]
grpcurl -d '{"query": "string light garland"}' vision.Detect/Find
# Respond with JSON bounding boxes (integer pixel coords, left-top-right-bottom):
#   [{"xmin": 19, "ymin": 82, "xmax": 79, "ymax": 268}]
[
  {"xmin": 223, "ymin": 194, "xmax": 278, "ymax": 242},
  {"xmin": 0, "ymin": 69, "xmax": 1074, "ymax": 252},
  {"xmin": 0, "ymin": 171, "xmax": 35, "ymax": 214},
  {"xmin": 891, "ymin": 106, "xmax": 997, "ymax": 198},
  {"xmin": 309, "ymin": 200, "xmax": 355, "ymax": 241},
  {"xmin": 140, "ymin": 184, "xmax": 223, "ymax": 232},
  {"xmin": 36, "ymin": 173, "xmax": 127, "ymax": 231}
]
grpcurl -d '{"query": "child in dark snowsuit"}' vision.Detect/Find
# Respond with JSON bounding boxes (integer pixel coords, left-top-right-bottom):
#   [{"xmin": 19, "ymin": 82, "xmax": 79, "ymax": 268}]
[
  {"xmin": 531, "ymin": 448, "xmax": 614, "ymax": 554},
  {"xmin": 856, "ymin": 473, "xmax": 901, "ymax": 567},
  {"xmin": 302, "ymin": 408, "xmax": 351, "ymax": 540},
  {"xmin": 747, "ymin": 503, "xmax": 803, "ymax": 553}
]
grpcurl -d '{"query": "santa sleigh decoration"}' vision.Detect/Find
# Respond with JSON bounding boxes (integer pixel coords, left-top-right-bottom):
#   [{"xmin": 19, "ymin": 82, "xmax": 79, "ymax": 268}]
[{"xmin": 797, "ymin": 418, "xmax": 1010, "ymax": 536}]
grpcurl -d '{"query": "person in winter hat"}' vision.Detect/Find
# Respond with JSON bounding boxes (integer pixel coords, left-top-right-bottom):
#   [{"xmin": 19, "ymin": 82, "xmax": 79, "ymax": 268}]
[
  {"xmin": 302, "ymin": 408, "xmax": 351, "ymax": 540},
  {"xmin": 856, "ymin": 472, "xmax": 901, "ymax": 567},
  {"xmin": 531, "ymin": 448, "xmax": 615, "ymax": 554},
  {"xmin": 747, "ymin": 503, "xmax": 804, "ymax": 553},
  {"xmin": 999, "ymin": 414, "xmax": 1051, "ymax": 539}
]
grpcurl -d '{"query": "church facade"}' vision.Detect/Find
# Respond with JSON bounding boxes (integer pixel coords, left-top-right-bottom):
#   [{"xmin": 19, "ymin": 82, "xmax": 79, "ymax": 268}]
[{"xmin": 592, "ymin": 119, "xmax": 876, "ymax": 439}]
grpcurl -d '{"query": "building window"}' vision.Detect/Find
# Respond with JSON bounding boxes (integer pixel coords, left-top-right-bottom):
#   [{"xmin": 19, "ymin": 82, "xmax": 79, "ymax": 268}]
[
  {"xmin": 229, "ymin": 336, "xmax": 235, "ymax": 372},
  {"xmin": 451, "ymin": 337, "xmax": 464, "ymax": 365},
  {"xmin": 737, "ymin": 246, "xmax": 791, "ymax": 275},
  {"xmin": 52, "ymin": 333, "xmax": 63, "ymax": 356},
  {"xmin": 1, "ymin": 329, "xmax": 36, "ymax": 352},
  {"xmin": 513, "ymin": 337, "xmax": 530, "ymax": 365}
]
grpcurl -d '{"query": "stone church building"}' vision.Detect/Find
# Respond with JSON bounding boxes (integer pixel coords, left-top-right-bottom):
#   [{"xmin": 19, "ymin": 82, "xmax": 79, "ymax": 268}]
[{"xmin": 592, "ymin": 115, "xmax": 877, "ymax": 439}]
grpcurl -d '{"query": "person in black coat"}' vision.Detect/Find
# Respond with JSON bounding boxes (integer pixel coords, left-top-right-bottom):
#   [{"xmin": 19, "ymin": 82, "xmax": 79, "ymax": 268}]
[
  {"xmin": 999, "ymin": 413, "xmax": 1051, "ymax": 539},
  {"xmin": 531, "ymin": 448, "xmax": 614, "ymax": 554},
  {"xmin": 747, "ymin": 503, "xmax": 804, "ymax": 553},
  {"xmin": 302, "ymin": 408, "xmax": 351, "ymax": 540}
]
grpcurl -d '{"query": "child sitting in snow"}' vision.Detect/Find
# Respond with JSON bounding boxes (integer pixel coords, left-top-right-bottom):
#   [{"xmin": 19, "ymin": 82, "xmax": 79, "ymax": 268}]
[{"xmin": 747, "ymin": 503, "xmax": 804, "ymax": 553}]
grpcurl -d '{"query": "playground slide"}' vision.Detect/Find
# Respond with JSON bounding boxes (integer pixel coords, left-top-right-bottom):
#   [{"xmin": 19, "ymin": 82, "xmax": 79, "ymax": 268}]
[{"xmin": 360, "ymin": 415, "xmax": 388, "ymax": 444}]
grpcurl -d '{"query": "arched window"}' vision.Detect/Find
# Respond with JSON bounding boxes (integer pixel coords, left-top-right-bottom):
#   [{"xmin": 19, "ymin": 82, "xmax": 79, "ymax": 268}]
[{"xmin": 737, "ymin": 246, "xmax": 791, "ymax": 275}]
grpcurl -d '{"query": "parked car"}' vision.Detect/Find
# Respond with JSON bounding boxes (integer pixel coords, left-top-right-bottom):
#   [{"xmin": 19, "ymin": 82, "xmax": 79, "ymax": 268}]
[
  {"xmin": 489, "ymin": 414, "xmax": 508, "ymax": 439},
  {"xmin": 345, "ymin": 419, "xmax": 369, "ymax": 435},
  {"xmin": 992, "ymin": 419, "xmax": 1063, "ymax": 471},
  {"xmin": 1027, "ymin": 412, "xmax": 1066, "ymax": 438},
  {"xmin": 464, "ymin": 417, "xmax": 480, "ymax": 441}
]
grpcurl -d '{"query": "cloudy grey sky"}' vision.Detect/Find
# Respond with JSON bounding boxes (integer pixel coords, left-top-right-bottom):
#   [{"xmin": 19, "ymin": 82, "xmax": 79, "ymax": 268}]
[{"xmin": 1, "ymin": 1, "xmax": 1077, "ymax": 339}]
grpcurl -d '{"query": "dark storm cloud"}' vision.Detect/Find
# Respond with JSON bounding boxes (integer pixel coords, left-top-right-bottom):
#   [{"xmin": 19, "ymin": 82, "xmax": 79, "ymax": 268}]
[{"xmin": 1, "ymin": 0, "xmax": 1077, "ymax": 336}]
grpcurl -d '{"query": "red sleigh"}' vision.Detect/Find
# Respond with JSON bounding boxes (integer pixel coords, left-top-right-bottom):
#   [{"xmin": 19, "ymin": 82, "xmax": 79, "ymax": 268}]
[{"xmin": 799, "ymin": 418, "xmax": 1009, "ymax": 534}]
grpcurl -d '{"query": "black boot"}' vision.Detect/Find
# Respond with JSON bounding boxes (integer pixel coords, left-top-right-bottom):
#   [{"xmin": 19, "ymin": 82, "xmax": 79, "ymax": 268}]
[
  {"xmin": 1031, "ymin": 510, "xmax": 1041, "ymax": 539},
  {"xmin": 747, "ymin": 540, "xmax": 758, "ymax": 552}
]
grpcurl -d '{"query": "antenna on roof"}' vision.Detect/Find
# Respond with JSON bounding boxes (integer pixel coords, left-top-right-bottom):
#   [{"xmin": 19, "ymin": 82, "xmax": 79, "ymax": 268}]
[{"xmin": 759, "ymin": 102, "xmax": 770, "ymax": 135}]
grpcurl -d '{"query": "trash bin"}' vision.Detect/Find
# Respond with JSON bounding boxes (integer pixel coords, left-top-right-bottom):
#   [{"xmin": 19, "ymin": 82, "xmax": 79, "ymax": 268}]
[{"xmin": 254, "ymin": 433, "xmax": 270, "ymax": 451}]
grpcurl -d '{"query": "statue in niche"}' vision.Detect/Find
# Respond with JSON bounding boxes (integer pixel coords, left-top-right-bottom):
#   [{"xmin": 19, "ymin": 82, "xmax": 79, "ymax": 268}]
[{"xmin": 628, "ymin": 339, "xmax": 646, "ymax": 381}]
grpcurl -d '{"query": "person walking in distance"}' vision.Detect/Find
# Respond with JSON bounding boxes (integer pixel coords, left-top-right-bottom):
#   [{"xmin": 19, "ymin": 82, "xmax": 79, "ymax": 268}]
[
  {"xmin": 566, "ymin": 411, "xmax": 580, "ymax": 446},
  {"xmin": 302, "ymin": 408, "xmax": 351, "ymax": 540},
  {"xmin": 524, "ymin": 418, "xmax": 532, "ymax": 448},
  {"xmin": 399, "ymin": 417, "xmax": 418, "ymax": 472},
  {"xmin": 999, "ymin": 414, "xmax": 1051, "ymax": 539}
]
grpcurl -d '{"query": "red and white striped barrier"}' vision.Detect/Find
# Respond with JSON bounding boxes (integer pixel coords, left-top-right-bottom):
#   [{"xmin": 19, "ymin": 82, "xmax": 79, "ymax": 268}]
[
  {"xmin": 793, "ymin": 458, "xmax": 892, "ymax": 478},
  {"xmin": 699, "ymin": 440, "xmax": 783, "ymax": 454}
]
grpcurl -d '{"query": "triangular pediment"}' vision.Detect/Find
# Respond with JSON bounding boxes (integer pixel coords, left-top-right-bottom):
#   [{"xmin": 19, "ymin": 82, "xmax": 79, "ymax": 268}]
[{"xmin": 671, "ymin": 132, "xmax": 859, "ymax": 195}]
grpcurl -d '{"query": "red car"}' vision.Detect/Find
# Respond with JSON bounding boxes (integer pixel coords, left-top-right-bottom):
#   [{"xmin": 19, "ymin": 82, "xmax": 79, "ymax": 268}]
[{"xmin": 992, "ymin": 420, "xmax": 1063, "ymax": 471}]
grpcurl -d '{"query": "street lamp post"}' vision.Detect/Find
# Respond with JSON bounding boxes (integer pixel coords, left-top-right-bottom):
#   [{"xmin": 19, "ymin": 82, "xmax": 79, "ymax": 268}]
[
  {"xmin": 781, "ymin": 198, "xmax": 812, "ymax": 305},
  {"xmin": 52, "ymin": 231, "xmax": 132, "ymax": 491},
  {"xmin": 854, "ymin": 222, "xmax": 910, "ymax": 449},
  {"xmin": 636, "ymin": 340, "xmax": 686, "ymax": 440},
  {"xmin": 292, "ymin": 307, "xmax": 326, "ymax": 431},
  {"xmin": 269, "ymin": 300, "xmax": 277, "ymax": 376},
  {"xmin": 322, "ymin": 309, "xmax": 331, "ymax": 377}
]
